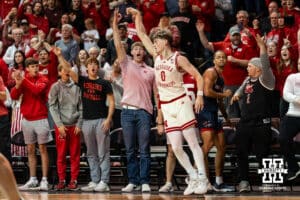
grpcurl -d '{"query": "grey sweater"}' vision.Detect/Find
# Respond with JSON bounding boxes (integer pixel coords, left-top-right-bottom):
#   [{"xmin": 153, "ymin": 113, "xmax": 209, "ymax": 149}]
[
  {"xmin": 235, "ymin": 53, "xmax": 275, "ymax": 96},
  {"xmin": 48, "ymin": 79, "xmax": 83, "ymax": 128}
]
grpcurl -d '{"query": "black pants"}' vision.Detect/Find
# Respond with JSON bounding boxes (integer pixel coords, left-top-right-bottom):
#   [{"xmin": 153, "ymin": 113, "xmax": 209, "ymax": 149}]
[
  {"xmin": 279, "ymin": 116, "xmax": 300, "ymax": 172},
  {"xmin": 235, "ymin": 122, "xmax": 272, "ymax": 181},
  {"xmin": 0, "ymin": 115, "xmax": 11, "ymax": 162}
]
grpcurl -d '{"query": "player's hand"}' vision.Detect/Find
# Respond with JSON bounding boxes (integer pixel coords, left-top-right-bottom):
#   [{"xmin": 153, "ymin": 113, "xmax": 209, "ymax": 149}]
[
  {"xmin": 156, "ymin": 124, "xmax": 164, "ymax": 135},
  {"xmin": 230, "ymin": 94, "xmax": 240, "ymax": 105},
  {"xmin": 194, "ymin": 95, "xmax": 204, "ymax": 113}
]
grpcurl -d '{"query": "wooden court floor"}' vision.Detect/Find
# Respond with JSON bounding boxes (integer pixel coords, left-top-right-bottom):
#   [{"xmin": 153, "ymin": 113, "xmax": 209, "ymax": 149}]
[
  {"xmin": 1, "ymin": 191, "xmax": 300, "ymax": 200},
  {"xmin": 17, "ymin": 192, "xmax": 300, "ymax": 200}
]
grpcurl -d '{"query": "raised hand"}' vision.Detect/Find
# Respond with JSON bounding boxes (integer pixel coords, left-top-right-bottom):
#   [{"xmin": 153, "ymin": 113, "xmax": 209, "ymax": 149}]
[
  {"xmin": 113, "ymin": 8, "xmax": 122, "ymax": 25},
  {"xmin": 255, "ymin": 34, "xmax": 265, "ymax": 48},
  {"xmin": 126, "ymin": 7, "xmax": 139, "ymax": 17},
  {"xmin": 196, "ymin": 20, "xmax": 205, "ymax": 32},
  {"xmin": 53, "ymin": 46, "xmax": 62, "ymax": 56}
]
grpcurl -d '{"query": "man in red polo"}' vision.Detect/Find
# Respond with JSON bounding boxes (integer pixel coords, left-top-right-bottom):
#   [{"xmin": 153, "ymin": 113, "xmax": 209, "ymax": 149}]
[{"xmin": 197, "ymin": 22, "xmax": 255, "ymax": 117}]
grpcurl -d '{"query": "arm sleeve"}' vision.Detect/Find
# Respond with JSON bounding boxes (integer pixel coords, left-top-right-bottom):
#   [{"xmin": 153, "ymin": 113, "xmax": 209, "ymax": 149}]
[
  {"xmin": 21, "ymin": 76, "xmax": 48, "ymax": 95},
  {"xmin": 259, "ymin": 53, "xmax": 275, "ymax": 90},
  {"xmin": 234, "ymin": 77, "xmax": 249, "ymax": 97},
  {"xmin": 10, "ymin": 86, "xmax": 23, "ymax": 100}
]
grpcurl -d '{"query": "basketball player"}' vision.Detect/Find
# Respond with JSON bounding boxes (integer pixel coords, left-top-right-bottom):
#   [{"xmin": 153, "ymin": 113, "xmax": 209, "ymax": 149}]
[
  {"xmin": 126, "ymin": 8, "xmax": 209, "ymax": 195},
  {"xmin": 0, "ymin": 153, "xmax": 24, "ymax": 200},
  {"xmin": 198, "ymin": 50, "xmax": 235, "ymax": 192}
]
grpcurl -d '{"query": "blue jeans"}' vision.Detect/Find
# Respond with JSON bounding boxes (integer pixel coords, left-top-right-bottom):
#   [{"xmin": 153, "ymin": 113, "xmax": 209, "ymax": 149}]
[{"xmin": 121, "ymin": 109, "xmax": 151, "ymax": 185}]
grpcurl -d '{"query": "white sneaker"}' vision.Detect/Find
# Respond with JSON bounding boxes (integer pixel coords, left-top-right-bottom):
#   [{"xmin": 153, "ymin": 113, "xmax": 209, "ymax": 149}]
[
  {"xmin": 121, "ymin": 183, "xmax": 141, "ymax": 192},
  {"xmin": 40, "ymin": 179, "xmax": 49, "ymax": 191},
  {"xmin": 194, "ymin": 177, "xmax": 209, "ymax": 194},
  {"xmin": 94, "ymin": 181, "xmax": 110, "ymax": 192},
  {"xmin": 81, "ymin": 182, "xmax": 97, "ymax": 192},
  {"xmin": 183, "ymin": 178, "xmax": 198, "ymax": 195},
  {"xmin": 18, "ymin": 179, "xmax": 39, "ymax": 191},
  {"xmin": 185, "ymin": 177, "xmax": 189, "ymax": 184},
  {"xmin": 141, "ymin": 184, "xmax": 151, "ymax": 192},
  {"xmin": 159, "ymin": 182, "xmax": 174, "ymax": 193}
]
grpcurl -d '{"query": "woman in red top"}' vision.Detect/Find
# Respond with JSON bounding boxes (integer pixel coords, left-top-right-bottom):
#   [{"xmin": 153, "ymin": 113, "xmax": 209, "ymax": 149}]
[
  {"xmin": 274, "ymin": 44, "xmax": 298, "ymax": 118},
  {"xmin": 267, "ymin": 41, "xmax": 281, "ymax": 117}
]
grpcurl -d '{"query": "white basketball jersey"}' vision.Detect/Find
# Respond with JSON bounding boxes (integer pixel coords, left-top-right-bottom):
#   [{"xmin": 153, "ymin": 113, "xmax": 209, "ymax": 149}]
[{"xmin": 154, "ymin": 51, "xmax": 186, "ymax": 101}]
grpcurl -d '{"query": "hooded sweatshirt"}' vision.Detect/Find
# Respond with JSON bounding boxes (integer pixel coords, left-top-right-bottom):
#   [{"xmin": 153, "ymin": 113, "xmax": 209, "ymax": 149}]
[{"xmin": 48, "ymin": 79, "xmax": 83, "ymax": 128}]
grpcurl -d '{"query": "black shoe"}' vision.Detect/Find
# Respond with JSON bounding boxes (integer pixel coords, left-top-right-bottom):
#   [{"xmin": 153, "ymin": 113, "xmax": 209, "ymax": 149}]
[
  {"xmin": 287, "ymin": 169, "xmax": 300, "ymax": 181},
  {"xmin": 212, "ymin": 182, "xmax": 235, "ymax": 192}
]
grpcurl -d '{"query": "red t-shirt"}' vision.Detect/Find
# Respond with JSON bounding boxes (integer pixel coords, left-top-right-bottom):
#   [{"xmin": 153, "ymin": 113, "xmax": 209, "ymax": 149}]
[
  {"xmin": 127, "ymin": 23, "xmax": 140, "ymax": 42},
  {"xmin": 0, "ymin": 76, "xmax": 8, "ymax": 117},
  {"xmin": 212, "ymin": 42, "xmax": 255, "ymax": 86},
  {"xmin": 140, "ymin": 0, "xmax": 165, "ymax": 34},
  {"xmin": 189, "ymin": 0, "xmax": 215, "ymax": 32},
  {"xmin": 274, "ymin": 63, "xmax": 298, "ymax": 96},
  {"xmin": 38, "ymin": 51, "xmax": 58, "ymax": 95},
  {"xmin": 266, "ymin": 28, "xmax": 285, "ymax": 50},
  {"xmin": 0, "ymin": 59, "xmax": 8, "ymax": 86}
]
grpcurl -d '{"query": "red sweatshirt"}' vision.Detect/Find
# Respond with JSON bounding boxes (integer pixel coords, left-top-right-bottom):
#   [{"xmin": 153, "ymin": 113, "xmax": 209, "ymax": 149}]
[
  {"xmin": 81, "ymin": 2, "xmax": 110, "ymax": 36},
  {"xmin": 0, "ymin": 0, "xmax": 19, "ymax": 20},
  {"xmin": 18, "ymin": 4, "xmax": 50, "ymax": 36},
  {"xmin": 140, "ymin": 0, "xmax": 165, "ymax": 34},
  {"xmin": 0, "ymin": 59, "xmax": 8, "ymax": 86},
  {"xmin": 0, "ymin": 76, "xmax": 8, "ymax": 117},
  {"xmin": 10, "ymin": 74, "xmax": 48, "ymax": 121},
  {"xmin": 189, "ymin": 0, "xmax": 215, "ymax": 32}
]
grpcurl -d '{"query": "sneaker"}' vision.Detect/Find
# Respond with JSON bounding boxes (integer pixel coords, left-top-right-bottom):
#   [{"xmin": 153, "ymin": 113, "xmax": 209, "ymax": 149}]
[
  {"xmin": 183, "ymin": 178, "xmax": 198, "ymax": 195},
  {"xmin": 212, "ymin": 182, "xmax": 235, "ymax": 192},
  {"xmin": 18, "ymin": 179, "xmax": 39, "ymax": 191},
  {"xmin": 121, "ymin": 183, "xmax": 141, "ymax": 192},
  {"xmin": 55, "ymin": 180, "xmax": 66, "ymax": 190},
  {"xmin": 81, "ymin": 181, "xmax": 97, "ymax": 192},
  {"xmin": 68, "ymin": 180, "xmax": 79, "ymax": 191},
  {"xmin": 159, "ymin": 182, "xmax": 174, "ymax": 193},
  {"xmin": 287, "ymin": 169, "xmax": 300, "ymax": 181},
  {"xmin": 94, "ymin": 181, "xmax": 110, "ymax": 192},
  {"xmin": 239, "ymin": 181, "xmax": 250, "ymax": 193},
  {"xmin": 40, "ymin": 179, "xmax": 49, "ymax": 191},
  {"xmin": 185, "ymin": 177, "xmax": 189, "ymax": 184},
  {"xmin": 141, "ymin": 184, "xmax": 151, "ymax": 192},
  {"xmin": 194, "ymin": 177, "xmax": 209, "ymax": 194}
]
